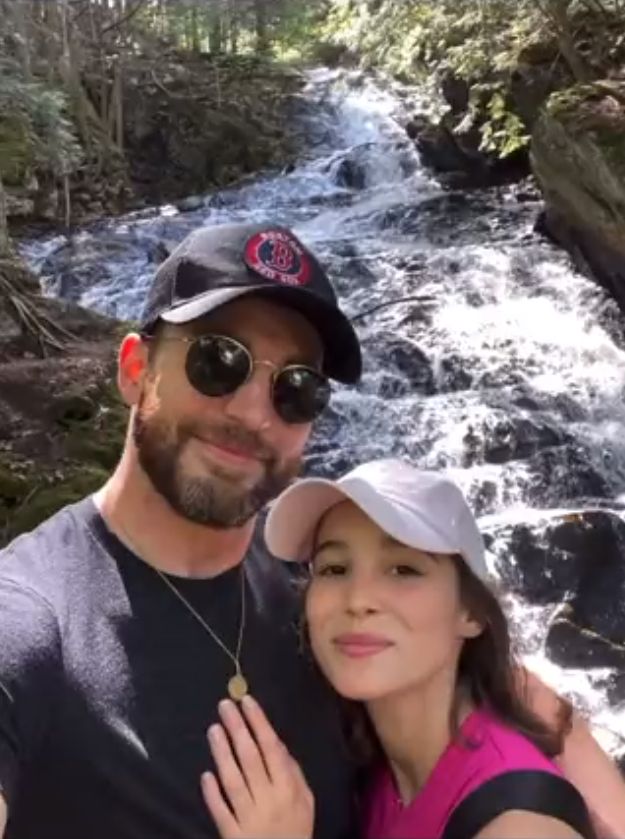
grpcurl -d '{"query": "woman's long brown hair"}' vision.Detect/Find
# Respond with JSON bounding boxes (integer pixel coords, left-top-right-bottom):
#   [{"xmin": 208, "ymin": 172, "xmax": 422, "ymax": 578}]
[{"xmin": 327, "ymin": 553, "xmax": 572, "ymax": 772}]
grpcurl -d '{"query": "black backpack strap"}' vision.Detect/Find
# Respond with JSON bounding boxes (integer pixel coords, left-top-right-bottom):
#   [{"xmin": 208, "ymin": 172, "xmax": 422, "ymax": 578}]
[{"xmin": 442, "ymin": 770, "xmax": 596, "ymax": 839}]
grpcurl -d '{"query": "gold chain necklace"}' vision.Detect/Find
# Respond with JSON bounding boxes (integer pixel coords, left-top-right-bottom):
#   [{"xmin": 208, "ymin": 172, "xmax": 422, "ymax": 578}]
[{"xmin": 155, "ymin": 565, "xmax": 248, "ymax": 701}]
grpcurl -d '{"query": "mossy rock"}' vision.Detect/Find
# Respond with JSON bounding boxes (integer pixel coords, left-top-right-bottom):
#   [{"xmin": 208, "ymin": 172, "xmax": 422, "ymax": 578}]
[
  {"xmin": 531, "ymin": 80, "xmax": 625, "ymax": 252},
  {"xmin": 64, "ymin": 386, "xmax": 128, "ymax": 471},
  {"xmin": 0, "ymin": 464, "xmax": 110, "ymax": 546},
  {"xmin": 0, "ymin": 383, "xmax": 127, "ymax": 547}
]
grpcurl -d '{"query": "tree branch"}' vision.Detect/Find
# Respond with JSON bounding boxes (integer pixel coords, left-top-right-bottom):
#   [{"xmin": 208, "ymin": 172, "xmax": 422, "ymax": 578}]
[{"xmin": 100, "ymin": 0, "xmax": 148, "ymax": 38}]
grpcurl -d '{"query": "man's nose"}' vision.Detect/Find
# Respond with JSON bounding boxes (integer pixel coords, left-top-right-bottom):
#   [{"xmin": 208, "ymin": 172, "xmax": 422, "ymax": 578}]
[{"xmin": 222, "ymin": 363, "xmax": 275, "ymax": 432}]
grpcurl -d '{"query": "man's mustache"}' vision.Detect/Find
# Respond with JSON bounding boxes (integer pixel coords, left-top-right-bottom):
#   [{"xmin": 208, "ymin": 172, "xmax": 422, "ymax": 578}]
[{"xmin": 182, "ymin": 422, "xmax": 276, "ymax": 463}]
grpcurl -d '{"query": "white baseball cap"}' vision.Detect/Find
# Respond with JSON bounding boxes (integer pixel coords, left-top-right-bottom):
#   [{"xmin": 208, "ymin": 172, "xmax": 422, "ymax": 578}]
[{"xmin": 264, "ymin": 458, "xmax": 488, "ymax": 580}]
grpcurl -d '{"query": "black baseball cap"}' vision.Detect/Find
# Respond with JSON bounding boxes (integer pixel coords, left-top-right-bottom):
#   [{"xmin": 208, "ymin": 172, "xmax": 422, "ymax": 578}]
[{"xmin": 140, "ymin": 222, "xmax": 362, "ymax": 384}]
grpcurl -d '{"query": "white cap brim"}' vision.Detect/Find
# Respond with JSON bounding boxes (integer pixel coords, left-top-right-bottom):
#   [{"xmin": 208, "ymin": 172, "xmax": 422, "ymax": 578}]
[{"xmin": 265, "ymin": 475, "xmax": 464, "ymax": 563}]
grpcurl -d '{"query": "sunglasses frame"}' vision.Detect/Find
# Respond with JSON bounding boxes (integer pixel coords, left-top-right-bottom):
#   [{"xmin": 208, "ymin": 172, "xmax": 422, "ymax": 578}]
[{"xmin": 142, "ymin": 332, "xmax": 331, "ymax": 424}]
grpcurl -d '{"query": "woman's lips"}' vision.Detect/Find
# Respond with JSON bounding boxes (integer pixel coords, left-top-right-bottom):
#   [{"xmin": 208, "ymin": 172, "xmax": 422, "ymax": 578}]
[{"xmin": 333, "ymin": 633, "xmax": 394, "ymax": 658}]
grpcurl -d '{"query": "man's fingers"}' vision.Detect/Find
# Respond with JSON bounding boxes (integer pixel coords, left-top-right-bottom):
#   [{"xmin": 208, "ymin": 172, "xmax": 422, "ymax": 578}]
[
  {"xmin": 240, "ymin": 695, "xmax": 292, "ymax": 783},
  {"xmin": 207, "ymin": 724, "xmax": 253, "ymax": 817},
  {"xmin": 218, "ymin": 699, "xmax": 270, "ymax": 798},
  {"xmin": 200, "ymin": 772, "xmax": 240, "ymax": 839}
]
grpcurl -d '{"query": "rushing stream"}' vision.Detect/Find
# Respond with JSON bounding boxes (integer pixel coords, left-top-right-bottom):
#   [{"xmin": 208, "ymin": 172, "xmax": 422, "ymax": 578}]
[{"xmin": 20, "ymin": 68, "xmax": 625, "ymax": 757}]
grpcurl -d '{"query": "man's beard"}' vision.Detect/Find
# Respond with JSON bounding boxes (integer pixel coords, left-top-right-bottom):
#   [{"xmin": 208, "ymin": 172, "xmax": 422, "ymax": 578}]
[{"xmin": 132, "ymin": 397, "xmax": 300, "ymax": 528}]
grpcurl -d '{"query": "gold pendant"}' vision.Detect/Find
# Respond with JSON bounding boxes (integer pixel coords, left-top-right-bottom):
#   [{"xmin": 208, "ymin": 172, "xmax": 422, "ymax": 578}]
[{"xmin": 228, "ymin": 672, "xmax": 248, "ymax": 702}]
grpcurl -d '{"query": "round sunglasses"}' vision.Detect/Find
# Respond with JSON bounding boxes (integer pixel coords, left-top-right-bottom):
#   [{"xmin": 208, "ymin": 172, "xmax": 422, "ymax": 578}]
[{"xmin": 151, "ymin": 333, "xmax": 331, "ymax": 424}]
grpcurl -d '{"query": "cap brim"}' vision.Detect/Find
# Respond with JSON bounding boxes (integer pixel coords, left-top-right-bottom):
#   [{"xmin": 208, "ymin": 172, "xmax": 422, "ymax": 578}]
[
  {"xmin": 159, "ymin": 285, "xmax": 362, "ymax": 384},
  {"xmin": 265, "ymin": 475, "xmax": 459, "ymax": 563}
]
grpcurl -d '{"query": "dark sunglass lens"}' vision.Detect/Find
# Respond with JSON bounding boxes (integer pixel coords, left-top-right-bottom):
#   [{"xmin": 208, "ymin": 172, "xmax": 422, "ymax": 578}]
[
  {"xmin": 273, "ymin": 367, "xmax": 331, "ymax": 424},
  {"xmin": 186, "ymin": 336, "xmax": 251, "ymax": 397}
]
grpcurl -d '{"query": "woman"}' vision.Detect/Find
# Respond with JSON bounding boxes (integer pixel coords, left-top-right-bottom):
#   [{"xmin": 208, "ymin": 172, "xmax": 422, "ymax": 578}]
[{"xmin": 200, "ymin": 459, "xmax": 606, "ymax": 839}]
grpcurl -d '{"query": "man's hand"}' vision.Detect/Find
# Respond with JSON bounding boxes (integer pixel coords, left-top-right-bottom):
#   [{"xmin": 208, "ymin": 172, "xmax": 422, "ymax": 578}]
[{"xmin": 201, "ymin": 696, "xmax": 314, "ymax": 839}]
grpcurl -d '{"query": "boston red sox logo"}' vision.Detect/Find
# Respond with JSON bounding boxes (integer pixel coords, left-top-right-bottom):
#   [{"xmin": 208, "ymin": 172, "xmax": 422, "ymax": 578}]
[
  {"xmin": 243, "ymin": 229, "xmax": 312, "ymax": 286},
  {"xmin": 268, "ymin": 240, "xmax": 294, "ymax": 272}
]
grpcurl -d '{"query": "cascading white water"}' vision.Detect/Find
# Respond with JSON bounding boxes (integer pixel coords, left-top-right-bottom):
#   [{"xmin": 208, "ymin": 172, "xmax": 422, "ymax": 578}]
[{"xmin": 20, "ymin": 67, "xmax": 625, "ymax": 756}]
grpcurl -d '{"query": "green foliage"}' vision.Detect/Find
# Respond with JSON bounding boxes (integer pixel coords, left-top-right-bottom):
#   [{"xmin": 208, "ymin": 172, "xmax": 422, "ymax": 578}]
[
  {"xmin": 317, "ymin": 0, "xmax": 558, "ymax": 158},
  {"xmin": 480, "ymin": 90, "xmax": 530, "ymax": 157},
  {"xmin": 0, "ymin": 60, "xmax": 81, "ymax": 184}
]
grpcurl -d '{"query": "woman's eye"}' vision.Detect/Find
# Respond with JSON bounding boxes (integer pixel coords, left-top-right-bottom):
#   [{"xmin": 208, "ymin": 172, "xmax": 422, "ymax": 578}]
[
  {"xmin": 313, "ymin": 563, "xmax": 346, "ymax": 577},
  {"xmin": 390, "ymin": 564, "xmax": 423, "ymax": 577}
]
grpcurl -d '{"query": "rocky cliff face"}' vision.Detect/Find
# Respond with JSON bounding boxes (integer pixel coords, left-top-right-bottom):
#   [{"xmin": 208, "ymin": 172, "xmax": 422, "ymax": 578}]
[
  {"xmin": 4, "ymin": 53, "xmax": 305, "ymax": 227},
  {"xmin": 531, "ymin": 81, "xmax": 625, "ymax": 309},
  {"xmin": 0, "ymin": 253, "xmax": 125, "ymax": 545}
]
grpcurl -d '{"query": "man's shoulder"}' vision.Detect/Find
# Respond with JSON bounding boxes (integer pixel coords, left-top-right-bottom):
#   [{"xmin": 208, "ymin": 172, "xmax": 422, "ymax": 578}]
[
  {"xmin": 0, "ymin": 496, "xmax": 95, "ymax": 593},
  {"xmin": 246, "ymin": 524, "xmax": 306, "ymax": 612}
]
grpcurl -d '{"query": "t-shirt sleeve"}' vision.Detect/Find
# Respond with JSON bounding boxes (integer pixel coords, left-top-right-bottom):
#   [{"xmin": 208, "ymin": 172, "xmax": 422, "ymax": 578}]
[{"xmin": 0, "ymin": 576, "xmax": 62, "ymax": 807}]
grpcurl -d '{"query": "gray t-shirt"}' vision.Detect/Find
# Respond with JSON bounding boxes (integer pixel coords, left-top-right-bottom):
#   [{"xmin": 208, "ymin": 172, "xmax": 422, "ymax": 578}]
[{"xmin": 0, "ymin": 498, "xmax": 354, "ymax": 839}]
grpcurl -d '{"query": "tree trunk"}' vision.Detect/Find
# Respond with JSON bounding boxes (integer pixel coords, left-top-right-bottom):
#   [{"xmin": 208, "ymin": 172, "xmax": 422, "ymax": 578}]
[
  {"xmin": 0, "ymin": 175, "xmax": 9, "ymax": 257},
  {"xmin": 12, "ymin": 0, "xmax": 32, "ymax": 78},
  {"xmin": 191, "ymin": 6, "xmax": 200, "ymax": 52},
  {"xmin": 229, "ymin": 13, "xmax": 239, "ymax": 54},
  {"xmin": 209, "ymin": 13, "xmax": 223, "ymax": 54},
  {"xmin": 114, "ymin": 55, "xmax": 124, "ymax": 152},
  {"xmin": 255, "ymin": 0, "xmax": 270, "ymax": 53},
  {"xmin": 532, "ymin": 0, "xmax": 592, "ymax": 82}
]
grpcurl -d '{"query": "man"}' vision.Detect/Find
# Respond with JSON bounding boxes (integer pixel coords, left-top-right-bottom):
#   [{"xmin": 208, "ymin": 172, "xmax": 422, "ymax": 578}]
[{"xmin": 0, "ymin": 222, "xmax": 362, "ymax": 839}]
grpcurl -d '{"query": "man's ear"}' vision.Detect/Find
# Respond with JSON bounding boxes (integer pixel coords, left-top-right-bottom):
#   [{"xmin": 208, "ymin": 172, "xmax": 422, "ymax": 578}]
[{"xmin": 118, "ymin": 333, "xmax": 149, "ymax": 406}]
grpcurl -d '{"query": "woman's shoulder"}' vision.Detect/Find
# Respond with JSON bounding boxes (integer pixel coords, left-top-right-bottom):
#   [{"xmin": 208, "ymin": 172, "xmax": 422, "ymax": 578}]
[{"xmin": 464, "ymin": 708, "xmax": 562, "ymax": 778}]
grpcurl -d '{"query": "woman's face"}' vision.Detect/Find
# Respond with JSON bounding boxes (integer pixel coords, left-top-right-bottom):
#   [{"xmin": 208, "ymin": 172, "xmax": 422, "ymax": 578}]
[{"xmin": 305, "ymin": 501, "xmax": 482, "ymax": 702}]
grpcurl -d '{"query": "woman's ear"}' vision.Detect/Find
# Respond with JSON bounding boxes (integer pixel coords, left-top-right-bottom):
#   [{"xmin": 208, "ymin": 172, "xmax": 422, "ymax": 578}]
[
  {"xmin": 118, "ymin": 333, "xmax": 149, "ymax": 405},
  {"xmin": 458, "ymin": 611, "xmax": 485, "ymax": 640}
]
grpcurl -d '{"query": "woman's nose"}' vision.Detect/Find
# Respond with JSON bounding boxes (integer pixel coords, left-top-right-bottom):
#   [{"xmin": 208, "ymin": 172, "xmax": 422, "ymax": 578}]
[{"xmin": 344, "ymin": 574, "xmax": 380, "ymax": 617}]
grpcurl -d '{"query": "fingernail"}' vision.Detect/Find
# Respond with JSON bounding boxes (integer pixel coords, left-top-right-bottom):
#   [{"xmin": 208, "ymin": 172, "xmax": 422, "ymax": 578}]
[
  {"xmin": 241, "ymin": 694, "xmax": 255, "ymax": 709},
  {"xmin": 218, "ymin": 699, "xmax": 235, "ymax": 715},
  {"xmin": 208, "ymin": 724, "xmax": 222, "ymax": 740}
]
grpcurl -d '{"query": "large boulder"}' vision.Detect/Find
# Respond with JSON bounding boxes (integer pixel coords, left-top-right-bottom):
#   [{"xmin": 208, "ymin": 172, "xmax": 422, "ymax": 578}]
[
  {"xmin": 406, "ymin": 111, "xmax": 527, "ymax": 188},
  {"xmin": 531, "ymin": 81, "xmax": 625, "ymax": 309},
  {"xmin": 490, "ymin": 508, "xmax": 625, "ymax": 670}
]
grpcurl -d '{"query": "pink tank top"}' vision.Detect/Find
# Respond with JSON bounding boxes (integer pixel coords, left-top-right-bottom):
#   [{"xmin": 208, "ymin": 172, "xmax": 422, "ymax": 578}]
[{"xmin": 362, "ymin": 708, "xmax": 563, "ymax": 839}]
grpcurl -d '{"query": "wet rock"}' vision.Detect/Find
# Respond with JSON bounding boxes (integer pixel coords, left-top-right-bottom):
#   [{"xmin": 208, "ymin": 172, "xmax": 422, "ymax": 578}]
[
  {"xmin": 333, "ymin": 157, "xmax": 367, "ymax": 190},
  {"xmin": 606, "ymin": 669, "xmax": 625, "ymax": 706},
  {"xmin": 527, "ymin": 444, "xmax": 612, "ymax": 502},
  {"xmin": 484, "ymin": 416, "xmax": 566, "ymax": 465},
  {"xmin": 148, "ymin": 240, "xmax": 175, "ymax": 264},
  {"xmin": 363, "ymin": 336, "xmax": 435, "ymax": 398},
  {"xmin": 491, "ymin": 519, "xmax": 583, "ymax": 604},
  {"xmin": 176, "ymin": 195, "xmax": 204, "ymax": 212},
  {"xmin": 546, "ymin": 605, "xmax": 625, "ymax": 670},
  {"xmin": 493, "ymin": 511, "xmax": 625, "ymax": 653},
  {"xmin": 436, "ymin": 354, "xmax": 474, "ymax": 392},
  {"xmin": 440, "ymin": 72, "xmax": 470, "ymax": 115}
]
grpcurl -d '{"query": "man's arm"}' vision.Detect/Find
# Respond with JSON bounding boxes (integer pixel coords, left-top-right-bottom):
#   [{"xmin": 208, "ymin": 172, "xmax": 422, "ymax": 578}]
[
  {"xmin": 0, "ymin": 576, "xmax": 62, "ymax": 827},
  {"xmin": 523, "ymin": 668, "xmax": 625, "ymax": 838}
]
